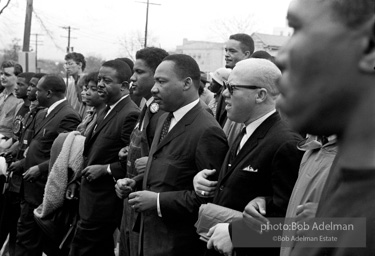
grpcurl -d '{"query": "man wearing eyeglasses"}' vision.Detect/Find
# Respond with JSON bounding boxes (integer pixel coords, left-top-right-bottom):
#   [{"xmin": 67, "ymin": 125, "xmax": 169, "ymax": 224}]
[
  {"xmin": 64, "ymin": 52, "xmax": 87, "ymax": 118},
  {"xmin": 193, "ymin": 58, "xmax": 303, "ymax": 256}
]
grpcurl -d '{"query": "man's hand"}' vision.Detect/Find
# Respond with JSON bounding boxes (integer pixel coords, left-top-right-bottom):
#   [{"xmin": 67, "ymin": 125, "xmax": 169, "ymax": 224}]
[
  {"xmin": 193, "ymin": 169, "xmax": 217, "ymax": 198},
  {"xmin": 135, "ymin": 157, "xmax": 148, "ymax": 174},
  {"xmin": 295, "ymin": 202, "xmax": 318, "ymax": 222},
  {"xmin": 23, "ymin": 165, "xmax": 41, "ymax": 182},
  {"xmin": 66, "ymin": 182, "xmax": 79, "ymax": 200},
  {"xmin": 243, "ymin": 197, "xmax": 269, "ymax": 233},
  {"xmin": 118, "ymin": 146, "xmax": 129, "ymax": 161},
  {"xmin": 128, "ymin": 191, "xmax": 157, "ymax": 212},
  {"xmin": 115, "ymin": 178, "xmax": 135, "ymax": 199},
  {"xmin": 81, "ymin": 164, "xmax": 108, "ymax": 182},
  {"xmin": 7, "ymin": 160, "xmax": 23, "ymax": 174},
  {"xmin": 207, "ymin": 223, "xmax": 233, "ymax": 256}
]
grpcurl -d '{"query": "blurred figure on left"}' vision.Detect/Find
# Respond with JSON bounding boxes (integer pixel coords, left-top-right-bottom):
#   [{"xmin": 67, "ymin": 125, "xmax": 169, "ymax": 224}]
[{"xmin": 0, "ymin": 61, "xmax": 23, "ymax": 152}]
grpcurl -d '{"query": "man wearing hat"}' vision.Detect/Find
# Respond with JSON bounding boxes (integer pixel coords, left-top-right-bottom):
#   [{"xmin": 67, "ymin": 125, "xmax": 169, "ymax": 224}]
[{"xmin": 207, "ymin": 68, "xmax": 231, "ymax": 118}]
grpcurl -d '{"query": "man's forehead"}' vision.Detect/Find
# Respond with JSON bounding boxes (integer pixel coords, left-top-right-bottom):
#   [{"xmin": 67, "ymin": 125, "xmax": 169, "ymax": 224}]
[
  {"xmin": 17, "ymin": 77, "xmax": 26, "ymax": 84},
  {"xmin": 1, "ymin": 67, "xmax": 15, "ymax": 75}
]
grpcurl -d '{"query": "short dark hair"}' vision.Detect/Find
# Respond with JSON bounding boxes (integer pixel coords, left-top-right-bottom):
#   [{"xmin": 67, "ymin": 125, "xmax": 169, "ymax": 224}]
[
  {"xmin": 33, "ymin": 73, "xmax": 47, "ymax": 80},
  {"xmin": 17, "ymin": 72, "xmax": 35, "ymax": 85},
  {"xmin": 101, "ymin": 60, "xmax": 132, "ymax": 84},
  {"xmin": 329, "ymin": 0, "xmax": 374, "ymax": 28},
  {"xmin": 39, "ymin": 74, "xmax": 66, "ymax": 96},
  {"xmin": 115, "ymin": 58, "xmax": 134, "ymax": 74},
  {"xmin": 229, "ymin": 33, "xmax": 255, "ymax": 55},
  {"xmin": 65, "ymin": 52, "xmax": 86, "ymax": 71},
  {"xmin": 162, "ymin": 54, "xmax": 201, "ymax": 89},
  {"xmin": 85, "ymin": 71, "xmax": 99, "ymax": 85},
  {"xmin": 136, "ymin": 47, "xmax": 169, "ymax": 73},
  {"xmin": 1, "ymin": 60, "xmax": 23, "ymax": 75}
]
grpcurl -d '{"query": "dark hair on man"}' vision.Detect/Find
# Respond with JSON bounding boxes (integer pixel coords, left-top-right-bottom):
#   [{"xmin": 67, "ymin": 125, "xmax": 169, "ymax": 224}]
[
  {"xmin": 162, "ymin": 54, "xmax": 201, "ymax": 89},
  {"xmin": 251, "ymin": 50, "xmax": 272, "ymax": 59},
  {"xmin": 136, "ymin": 47, "xmax": 169, "ymax": 73},
  {"xmin": 33, "ymin": 73, "xmax": 47, "ymax": 80},
  {"xmin": 17, "ymin": 72, "xmax": 35, "ymax": 85},
  {"xmin": 65, "ymin": 52, "xmax": 86, "ymax": 71},
  {"xmin": 1, "ymin": 60, "xmax": 23, "ymax": 75},
  {"xmin": 39, "ymin": 74, "xmax": 66, "ymax": 96},
  {"xmin": 85, "ymin": 71, "xmax": 99, "ymax": 85},
  {"xmin": 115, "ymin": 58, "xmax": 134, "ymax": 74},
  {"xmin": 330, "ymin": 0, "xmax": 374, "ymax": 28},
  {"xmin": 229, "ymin": 33, "xmax": 255, "ymax": 55},
  {"xmin": 101, "ymin": 60, "xmax": 132, "ymax": 84}
]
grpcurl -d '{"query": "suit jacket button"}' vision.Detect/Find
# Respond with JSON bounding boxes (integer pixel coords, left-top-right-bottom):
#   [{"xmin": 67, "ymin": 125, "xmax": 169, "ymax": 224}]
[
  {"xmin": 153, "ymin": 156, "xmax": 157, "ymax": 160},
  {"xmin": 146, "ymin": 185, "xmax": 150, "ymax": 190},
  {"xmin": 219, "ymin": 185, "xmax": 224, "ymax": 191}
]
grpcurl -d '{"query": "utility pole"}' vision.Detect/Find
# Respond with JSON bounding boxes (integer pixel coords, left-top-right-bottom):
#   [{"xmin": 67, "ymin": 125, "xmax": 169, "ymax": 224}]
[
  {"xmin": 136, "ymin": 1, "xmax": 161, "ymax": 48},
  {"xmin": 61, "ymin": 26, "xmax": 78, "ymax": 53},
  {"xmin": 22, "ymin": 0, "xmax": 33, "ymax": 52},
  {"xmin": 30, "ymin": 33, "xmax": 43, "ymax": 72},
  {"xmin": 61, "ymin": 26, "xmax": 77, "ymax": 87}
]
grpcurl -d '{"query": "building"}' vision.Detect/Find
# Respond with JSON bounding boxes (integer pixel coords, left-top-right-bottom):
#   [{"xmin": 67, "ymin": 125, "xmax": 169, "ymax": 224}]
[
  {"xmin": 175, "ymin": 38, "xmax": 224, "ymax": 72},
  {"xmin": 252, "ymin": 32, "xmax": 290, "ymax": 57}
]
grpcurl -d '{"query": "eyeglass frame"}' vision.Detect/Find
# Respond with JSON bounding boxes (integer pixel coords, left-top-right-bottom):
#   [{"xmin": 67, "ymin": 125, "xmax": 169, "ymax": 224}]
[{"xmin": 223, "ymin": 81, "xmax": 262, "ymax": 94}]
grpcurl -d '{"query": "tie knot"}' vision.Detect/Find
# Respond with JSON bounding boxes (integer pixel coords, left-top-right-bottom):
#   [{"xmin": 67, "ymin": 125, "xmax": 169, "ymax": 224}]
[{"xmin": 104, "ymin": 105, "xmax": 111, "ymax": 113}]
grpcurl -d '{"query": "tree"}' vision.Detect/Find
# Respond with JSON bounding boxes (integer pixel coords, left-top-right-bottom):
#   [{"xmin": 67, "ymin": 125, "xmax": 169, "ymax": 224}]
[
  {"xmin": 0, "ymin": 38, "xmax": 21, "ymax": 63},
  {"xmin": 0, "ymin": 0, "xmax": 11, "ymax": 16},
  {"xmin": 118, "ymin": 30, "xmax": 159, "ymax": 61},
  {"xmin": 210, "ymin": 14, "xmax": 260, "ymax": 41},
  {"xmin": 84, "ymin": 55, "xmax": 104, "ymax": 74}
]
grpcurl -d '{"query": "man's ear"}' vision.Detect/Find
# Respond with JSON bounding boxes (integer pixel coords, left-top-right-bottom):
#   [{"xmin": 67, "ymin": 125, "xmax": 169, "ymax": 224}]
[
  {"xmin": 359, "ymin": 19, "xmax": 375, "ymax": 73},
  {"xmin": 183, "ymin": 77, "xmax": 193, "ymax": 91},
  {"xmin": 121, "ymin": 81, "xmax": 129, "ymax": 91},
  {"xmin": 255, "ymin": 88, "xmax": 267, "ymax": 103},
  {"xmin": 244, "ymin": 51, "xmax": 251, "ymax": 58}
]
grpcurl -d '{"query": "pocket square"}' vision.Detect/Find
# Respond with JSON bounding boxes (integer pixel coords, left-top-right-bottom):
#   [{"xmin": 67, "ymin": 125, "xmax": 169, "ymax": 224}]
[{"xmin": 242, "ymin": 165, "xmax": 258, "ymax": 172}]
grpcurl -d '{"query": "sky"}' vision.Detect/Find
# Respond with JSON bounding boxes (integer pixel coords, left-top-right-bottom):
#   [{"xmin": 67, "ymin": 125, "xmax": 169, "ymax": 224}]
[{"xmin": 0, "ymin": 0, "xmax": 292, "ymax": 61}]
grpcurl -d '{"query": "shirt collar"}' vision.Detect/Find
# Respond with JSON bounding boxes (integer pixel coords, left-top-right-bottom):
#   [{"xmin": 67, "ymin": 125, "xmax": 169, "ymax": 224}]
[
  {"xmin": 146, "ymin": 96, "xmax": 154, "ymax": 107},
  {"xmin": 46, "ymin": 98, "xmax": 66, "ymax": 117},
  {"xmin": 172, "ymin": 99, "xmax": 199, "ymax": 123},
  {"xmin": 244, "ymin": 109, "xmax": 276, "ymax": 138}
]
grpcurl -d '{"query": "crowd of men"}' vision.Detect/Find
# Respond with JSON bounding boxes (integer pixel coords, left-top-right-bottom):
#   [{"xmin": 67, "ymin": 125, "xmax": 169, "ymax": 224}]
[{"xmin": 0, "ymin": 0, "xmax": 374, "ymax": 255}]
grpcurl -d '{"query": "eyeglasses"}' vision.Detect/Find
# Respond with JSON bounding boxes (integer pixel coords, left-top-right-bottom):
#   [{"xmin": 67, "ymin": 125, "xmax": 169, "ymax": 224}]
[{"xmin": 223, "ymin": 81, "xmax": 262, "ymax": 94}]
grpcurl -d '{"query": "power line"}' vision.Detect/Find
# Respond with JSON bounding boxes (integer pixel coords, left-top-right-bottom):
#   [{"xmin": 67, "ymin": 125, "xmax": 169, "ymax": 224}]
[{"xmin": 61, "ymin": 26, "xmax": 78, "ymax": 53}]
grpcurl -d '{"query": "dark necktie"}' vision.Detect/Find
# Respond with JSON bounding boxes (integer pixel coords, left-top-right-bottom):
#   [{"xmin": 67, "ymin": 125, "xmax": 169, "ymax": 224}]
[
  {"xmin": 230, "ymin": 127, "xmax": 246, "ymax": 163},
  {"xmin": 96, "ymin": 105, "xmax": 110, "ymax": 126},
  {"xmin": 138, "ymin": 105, "xmax": 148, "ymax": 129},
  {"xmin": 159, "ymin": 112, "xmax": 173, "ymax": 143}
]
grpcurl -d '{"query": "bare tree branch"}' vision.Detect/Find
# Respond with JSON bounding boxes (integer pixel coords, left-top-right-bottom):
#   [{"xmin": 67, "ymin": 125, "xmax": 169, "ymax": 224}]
[
  {"xmin": 210, "ymin": 14, "xmax": 260, "ymax": 41},
  {"xmin": 0, "ymin": 0, "xmax": 12, "ymax": 16}
]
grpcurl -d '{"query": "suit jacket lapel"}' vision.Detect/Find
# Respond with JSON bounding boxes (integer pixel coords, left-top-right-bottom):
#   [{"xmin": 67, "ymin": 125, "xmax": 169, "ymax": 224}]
[
  {"xmin": 85, "ymin": 96, "xmax": 130, "ymax": 146},
  {"xmin": 220, "ymin": 112, "xmax": 280, "ymax": 183},
  {"xmin": 155, "ymin": 102, "xmax": 201, "ymax": 151},
  {"xmin": 33, "ymin": 102, "xmax": 67, "ymax": 136}
]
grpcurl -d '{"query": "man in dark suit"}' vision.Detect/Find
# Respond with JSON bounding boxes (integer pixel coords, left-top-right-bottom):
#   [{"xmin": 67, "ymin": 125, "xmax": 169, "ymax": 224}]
[
  {"xmin": 194, "ymin": 58, "xmax": 303, "ymax": 256},
  {"xmin": 119, "ymin": 54, "xmax": 228, "ymax": 256},
  {"xmin": 68, "ymin": 60, "xmax": 139, "ymax": 256},
  {"xmin": 115, "ymin": 47, "xmax": 168, "ymax": 256},
  {"xmin": 13, "ymin": 74, "xmax": 81, "ymax": 256}
]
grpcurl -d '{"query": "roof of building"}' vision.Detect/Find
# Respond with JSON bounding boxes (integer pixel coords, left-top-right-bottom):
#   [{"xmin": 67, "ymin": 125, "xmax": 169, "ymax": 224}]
[{"xmin": 252, "ymin": 32, "xmax": 290, "ymax": 47}]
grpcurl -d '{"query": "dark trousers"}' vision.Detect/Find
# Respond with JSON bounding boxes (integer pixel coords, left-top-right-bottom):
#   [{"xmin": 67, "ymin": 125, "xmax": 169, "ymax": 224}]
[
  {"xmin": 0, "ymin": 190, "xmax": 21, "ymax": 256},
  {"xmin": 69, "ymin": 219, "xmax": 117, "ymax": 256},
  {"xmin": 119, "ymin": 200, "xmax": 139, "ymax": 256},
  {"xmin": 15, "ymin": 200, "xmax": 43, "ymax": 256}
]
